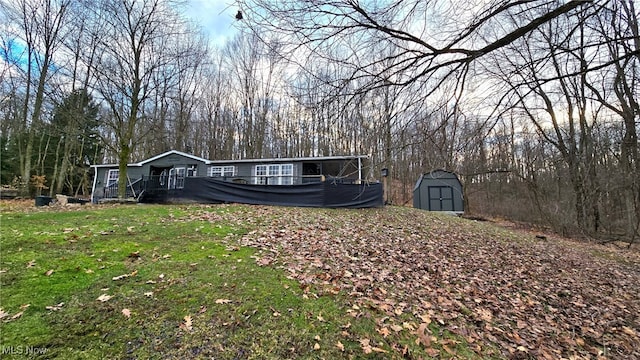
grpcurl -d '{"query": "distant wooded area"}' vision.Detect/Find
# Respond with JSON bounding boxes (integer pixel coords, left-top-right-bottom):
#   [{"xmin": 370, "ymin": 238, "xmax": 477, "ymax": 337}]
[{"xmin": 1, "ymin": 0, "xmax": 638, "ymax": 243}]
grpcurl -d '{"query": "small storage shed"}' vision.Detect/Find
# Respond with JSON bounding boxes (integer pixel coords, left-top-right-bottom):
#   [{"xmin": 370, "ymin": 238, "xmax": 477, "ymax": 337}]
[{"xmin": 413, "ymin": 170, "xmax": 464, "ymax": 213}]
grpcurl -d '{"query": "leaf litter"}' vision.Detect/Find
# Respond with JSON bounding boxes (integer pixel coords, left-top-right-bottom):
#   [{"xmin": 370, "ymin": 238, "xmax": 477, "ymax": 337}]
[{"xmin": 191, "ymin": 205, "xmax": 640, "ymax": 358}]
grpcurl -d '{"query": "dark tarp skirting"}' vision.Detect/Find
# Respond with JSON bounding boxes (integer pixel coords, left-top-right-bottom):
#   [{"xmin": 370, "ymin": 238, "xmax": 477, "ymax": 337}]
[{"xmin": 147, "ymin": 177, "xmax": 383, "ymax": 208}]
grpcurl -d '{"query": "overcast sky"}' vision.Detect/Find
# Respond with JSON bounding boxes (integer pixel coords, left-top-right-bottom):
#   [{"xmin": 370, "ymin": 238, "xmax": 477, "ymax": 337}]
[{"xmin": 184, "ymin": 0, "xmax": 240, "ymax": 46}]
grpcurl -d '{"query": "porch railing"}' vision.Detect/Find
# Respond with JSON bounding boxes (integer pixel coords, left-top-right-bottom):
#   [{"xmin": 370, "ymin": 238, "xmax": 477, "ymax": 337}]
[
  {"xmin": 141, "ymin": 175, "xmax": 329, "ymax": 190},
  {"xmin": 103, "ymin": 177, "xmax": 144, "ymax": 199},
  {"xmin": 101, "ymin": 174, "xmax": 363, "ymax": 200}
]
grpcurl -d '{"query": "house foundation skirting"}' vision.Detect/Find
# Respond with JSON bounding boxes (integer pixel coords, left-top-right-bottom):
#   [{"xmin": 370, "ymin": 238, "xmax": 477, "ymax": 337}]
[{"xmin": 141, "ymin": 177, "xmax": 383, "ymax": 208}]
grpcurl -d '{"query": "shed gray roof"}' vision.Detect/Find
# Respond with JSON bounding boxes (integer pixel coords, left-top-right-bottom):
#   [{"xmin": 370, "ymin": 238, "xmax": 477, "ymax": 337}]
[{"xmin": 413, "ymin": 169, "xmax": 462, "ymax": 191}]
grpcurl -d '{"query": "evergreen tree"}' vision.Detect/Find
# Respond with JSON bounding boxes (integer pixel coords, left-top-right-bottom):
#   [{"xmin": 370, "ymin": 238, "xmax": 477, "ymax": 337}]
[{"xmin": 49, "ymin": 89, "xmax": 101, "ymax": 195}]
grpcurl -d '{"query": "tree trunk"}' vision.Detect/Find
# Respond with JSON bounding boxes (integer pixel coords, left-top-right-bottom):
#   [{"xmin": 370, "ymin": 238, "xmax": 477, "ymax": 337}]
[
  {"xmin": 117, "ymin": 144, "xmax": 131, "ymax": 199},
  {"xmin": 50, "ymin": 135, "xmax": 64, "ymax": 196},
  {"xmin": 55, "ymin": 135, "xmax": 73, "ymax": 194}
]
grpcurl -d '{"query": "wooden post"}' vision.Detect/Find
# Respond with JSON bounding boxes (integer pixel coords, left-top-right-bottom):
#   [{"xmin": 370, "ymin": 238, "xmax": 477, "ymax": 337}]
[{"xmin": 381, "ymin": 168, "xmax": 389, "ymax": 205}]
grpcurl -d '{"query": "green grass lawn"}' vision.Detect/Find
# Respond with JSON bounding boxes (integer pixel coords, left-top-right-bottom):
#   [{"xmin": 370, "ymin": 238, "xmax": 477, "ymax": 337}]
[
  {"xmin": 4, "ymin": 203, "xmax": 637, "ymax": 359},
  {"xmin": 0, "ymin": 204, "xmax": 457, "ymax": 359}
]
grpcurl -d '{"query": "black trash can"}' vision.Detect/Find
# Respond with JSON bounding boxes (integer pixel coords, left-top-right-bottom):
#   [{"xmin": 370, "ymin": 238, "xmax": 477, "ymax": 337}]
[{"xmin": 35, "ymin": 196, "xmax": 53, "ymax": 207}]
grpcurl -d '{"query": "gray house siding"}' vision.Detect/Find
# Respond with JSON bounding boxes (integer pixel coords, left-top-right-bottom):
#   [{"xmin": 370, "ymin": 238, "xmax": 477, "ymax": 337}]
[
  {"xmin": 235, "ymin": 164, "xmax": 252, "ymax": 178},
  {"xmin": 413, "ymin": 170, "xmax": 464, "ymax": 213}
]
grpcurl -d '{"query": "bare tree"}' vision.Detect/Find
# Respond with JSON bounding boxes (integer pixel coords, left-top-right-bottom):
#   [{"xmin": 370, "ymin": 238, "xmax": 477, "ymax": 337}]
[
  {"xmin": 237, "ymin": 0, "xmax": 589, "ymax": 95},
  {"xmin": 487, "ymin": 9, "xmax": 601, "ymax": 233},
  {"xmin": 587, "ymin": 0, "xmax": 640, "ymax": 242},
  {"xmin": 87, "ymin": 0, "xmax": 193, "ymax": 198},
  {"xmin": 1, "ymin": 0, "xmax": 71, "ymax": 195},
  {"xmin": 47, "ymin": 1, "xmax": 104, "ymax": 196},
  {"xmin": 222, "ymin": 33, "xmax": 285, "ymax": 158},
  {"xmin": 198, "ymin": 51, "xmax": 237, "ymax": 160},
  {"xmin": 475, "ymin": 1, "xmax": 639, "ymax": 239}
]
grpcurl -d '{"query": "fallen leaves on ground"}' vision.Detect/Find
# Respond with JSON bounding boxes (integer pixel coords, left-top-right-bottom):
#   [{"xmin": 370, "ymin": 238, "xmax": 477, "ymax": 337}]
[
  {"xmin": 180, "ymin": 315, "xmax": 193, "ymax": 332},
  {"xmin": 112, "ymin": 270, "xmax": 137, "ymax": 281},
  {"xmin": 96, "ymin": 294, "xmax": 112, "ymax": 302},
  {"xmin": 359, "ymin": 338, "xmax": 373, "ymax": 354},
  {"xmin": 0, "ymin": 307, "xmax": 26, "ymax": 322},
  {"xmin": 415, "ymin": 322, "xmax": 431, "ymax": 347},
  {"xmin": 192, "ymin": 205, "xmax": 640, "ymax": 358},
  {"xmin": 46, "ymin": 302, "xmax": 64, "ymax": 311},
  {"xmin": 10, "ymin": 311, "xmax": 24, "ymax": 320}
]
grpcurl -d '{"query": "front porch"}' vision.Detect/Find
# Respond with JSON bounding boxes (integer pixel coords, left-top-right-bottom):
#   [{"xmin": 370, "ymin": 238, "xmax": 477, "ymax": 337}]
[{"xmin": 96, "ymin": 175, "xmax": 382, "ymax": 208}]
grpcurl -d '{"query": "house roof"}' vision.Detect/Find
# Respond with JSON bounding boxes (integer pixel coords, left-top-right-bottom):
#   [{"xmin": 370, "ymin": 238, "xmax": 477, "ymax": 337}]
[
  {"xmin": 207, "ymin": 155, "xmax": 368, "ymax": 165},
  {"xmin": 138, "ymin": 150, "xmax": 211, "ymax": 166},
  {"xmin": 91, "ymin": 150, "xmax": 368, "ymax": 168},
  {"xmin": 90, "ymin": 150, "xmax": 210, "ymax": 168}
]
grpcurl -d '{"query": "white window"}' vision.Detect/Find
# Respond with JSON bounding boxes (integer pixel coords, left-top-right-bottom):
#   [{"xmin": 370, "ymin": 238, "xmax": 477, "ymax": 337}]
[
  {"xmin": 254, "ymin": 165, "xmax": 268, "ymax": 184},
  {"xmin": 281, "ymin": 164, "xmax": 293, "ymax": 185},
  {"xmin": 187, "ymin": 165, "xmax": 197, "ymax": 177},
  {"xmin": 209, "ymin": 166, "xmax": 235, "ymax": 177},
  {"xmin": 254, "ymin": 164, "xmax": 293, "ymax": 185},
  {"xmin": 268, "ymin": 165, "xmax": 279, "ymax": 177},
  {"xmin": 106, "ymin": 169, "xmax": 119, "ymax": 186}
]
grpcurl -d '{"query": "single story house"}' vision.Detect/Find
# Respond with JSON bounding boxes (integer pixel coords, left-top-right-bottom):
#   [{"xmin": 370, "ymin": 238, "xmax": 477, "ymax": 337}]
[
  {"xmin": 413, "ymin": 169, "xmax": 464, "ymax": 214},
  {"xmin": 91, "ymin": 150, "xmax": 382, "ymax": 208}
]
